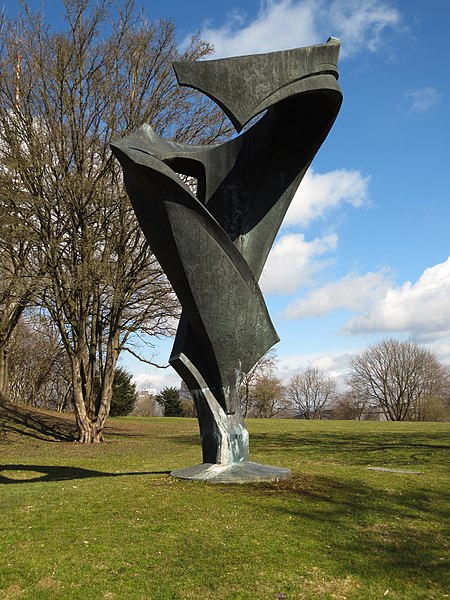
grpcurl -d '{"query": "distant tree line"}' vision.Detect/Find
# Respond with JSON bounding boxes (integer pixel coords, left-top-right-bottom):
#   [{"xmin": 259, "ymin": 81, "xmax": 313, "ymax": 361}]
[
  {"xmin": 7, "ymin": 316, "xmax": 450, "ymax": 422},
  {"xmin": 237, "ymin": 339, "xmax": 450, "ymax": 422},
  {"xmin": 238, "ymin": 350, "xmax": 338, "ymax": 420}
]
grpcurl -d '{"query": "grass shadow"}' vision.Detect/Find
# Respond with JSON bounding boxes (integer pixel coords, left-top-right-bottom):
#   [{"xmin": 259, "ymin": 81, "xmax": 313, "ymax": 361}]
[
  {"xmin": 249, "ymin": 430, "xmax": 450, "ymax": 466},
  {"xmin": 0, "ymin": 463, "xmax": 171, "ymax": 484},
  {"xmin": 240, "ymin": 471, "xmax": 450, "ymax": 591},
  {"xmin": 0, "ymin": 402, "xmax": 76, "ymax": 442}
]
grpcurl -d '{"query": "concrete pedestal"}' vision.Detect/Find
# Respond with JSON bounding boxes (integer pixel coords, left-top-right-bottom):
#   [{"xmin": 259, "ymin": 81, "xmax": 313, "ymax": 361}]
[{"xmin": 171, "ymin": 461, "xmax": 291, "ymax": 483}]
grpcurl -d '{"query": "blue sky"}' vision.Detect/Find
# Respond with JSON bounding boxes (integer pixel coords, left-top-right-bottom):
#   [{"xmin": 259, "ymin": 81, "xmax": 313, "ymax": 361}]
[
  {"xmin": 130, "ymin": 0, "xmax": 450, "ymax": 390},
  {"xmin": 6, "ymin": 0, "xmax": 450, "ymax": 390}
]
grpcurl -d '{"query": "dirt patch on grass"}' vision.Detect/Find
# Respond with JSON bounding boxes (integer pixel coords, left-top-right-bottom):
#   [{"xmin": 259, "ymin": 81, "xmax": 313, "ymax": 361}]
[
  {"xmin": 37, "ymin": 576, "xmax": 61, "ymax": 591},
  {"xmin": 0, "ymin": 585, "xmax": 25, "ymax": 599}
]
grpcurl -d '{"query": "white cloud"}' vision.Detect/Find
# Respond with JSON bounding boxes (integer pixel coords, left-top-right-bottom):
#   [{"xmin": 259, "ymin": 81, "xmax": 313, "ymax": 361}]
[
  {"xmin": 195, "ymin": 0, "xmax": 402, "ymax": 59},
  {"xmin": 260, "ymin": 232, "xmax": 337, "ymax": 294},
  {"xmin": 278, "ymin": 350, "xmax": 353, "ymax": 383},
  {"xmin": 346, "ymin": 258, "xmax": 450, "ymax": 338},
  {"xmin": 133, "ymin": 368, "xmax": 180, "ymax": 392},
  {"xmin": 284, "ymin": 269, "xmax": 393, "ymax": 318},
  {"xmin": 405, "ymin": 87, "xmax": 441, "ymax": 113},
  {"xmin": 426, "ymin": 340, "xmax": 450, "ymax": 367},
  {"xmin": 327, "ymin": 0, "xmax": 401, "ymax": 56},
  {"xmin": 284, "ymin": 168, "xmax": 370, "ymax": 227},
  {"xmin": 199, "ymin": 0, "xmax": 319, "ymax": 58},
  {"xmin": 277, "ymin": 259, "xmax": 450, "ymax": 361}
]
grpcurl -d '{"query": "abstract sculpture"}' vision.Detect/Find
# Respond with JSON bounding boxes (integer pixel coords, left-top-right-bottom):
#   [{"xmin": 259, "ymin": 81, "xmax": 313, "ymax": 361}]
[{"xmin": 111, "ymin": 38, "xmax": 342, "ymax": 482}]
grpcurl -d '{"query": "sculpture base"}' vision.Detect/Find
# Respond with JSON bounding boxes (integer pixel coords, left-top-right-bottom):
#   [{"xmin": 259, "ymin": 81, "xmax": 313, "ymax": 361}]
[{"xmin": 170, "ymin": 461, "xmax": 291, "ymax": 483}]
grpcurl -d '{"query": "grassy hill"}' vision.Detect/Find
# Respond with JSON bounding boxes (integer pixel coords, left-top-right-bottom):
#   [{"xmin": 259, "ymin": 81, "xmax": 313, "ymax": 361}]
[{"xmin": 0, "ymin": 403, "xmax": 449, "ymax": 599}]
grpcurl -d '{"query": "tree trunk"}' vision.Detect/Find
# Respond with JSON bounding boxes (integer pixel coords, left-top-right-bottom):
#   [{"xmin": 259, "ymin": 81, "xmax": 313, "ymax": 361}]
[
  {"xmin": 70, "ymin": 332, "xmax": 119, "ymax": 443},
  {"xmin": 242, "ymin": 380, "xmax": 250, "ymax": 418},
  {"xmin": 71, "ymin": 354, "xmax": 104, "ymax": 443},
  {"xmin": 0, "ymin": 345, "xmax": 9, "ymax": 402},
  {"xmin": 76, "ymin": 413, "xmax": 104, "ymax": 444},
  {"xmin": 94, "ymin": 332, "xmax": 119, "ymax": 440}
]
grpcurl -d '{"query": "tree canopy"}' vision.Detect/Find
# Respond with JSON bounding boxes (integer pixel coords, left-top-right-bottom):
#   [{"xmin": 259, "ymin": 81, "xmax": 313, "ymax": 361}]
[
  {"xmin": 0, "ymin": 0, "xmax": 231, "ymax": 440},
  {"xmin": 285, "ymin": 367, "xmax": 336, "ymax": 419},
  {"xmin": 156, "ymin": 386, "xmax": 183, "ymax": 417},
  {"xmin": 348, "ymin": 338, "xmax": 450, "ymax": 421},
  {"xmin": 109, "ymin": 367, "xmax": 137, "ymax": 417}
]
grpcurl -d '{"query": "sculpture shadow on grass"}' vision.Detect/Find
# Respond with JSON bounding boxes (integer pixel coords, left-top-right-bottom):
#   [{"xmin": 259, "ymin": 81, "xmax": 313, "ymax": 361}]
[{"xmin": 0, "ymin": 464, "xmax": 171, "ymax": 484}]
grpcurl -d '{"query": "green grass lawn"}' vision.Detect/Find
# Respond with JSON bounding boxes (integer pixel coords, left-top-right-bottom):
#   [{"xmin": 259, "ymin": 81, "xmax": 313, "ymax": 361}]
[{"xmin": 0, "ymin": 404, "xmax": 449, "ymax": 599}]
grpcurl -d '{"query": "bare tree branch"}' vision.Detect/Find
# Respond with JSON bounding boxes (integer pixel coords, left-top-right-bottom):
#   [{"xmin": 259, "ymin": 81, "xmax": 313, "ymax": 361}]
[{"xmin": 122, "ymin": 346, "xmax": 169, "ymax": 369}]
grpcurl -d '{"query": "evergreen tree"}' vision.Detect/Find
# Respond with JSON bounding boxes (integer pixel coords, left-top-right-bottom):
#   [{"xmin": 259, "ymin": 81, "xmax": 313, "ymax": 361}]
[
  {"xmin": 110, "ymin": 368, "xmax": 137, "ymax": 417},
  {"xmin": 156, "ymin": 387, "xmax": 183, "ymax": 417}
]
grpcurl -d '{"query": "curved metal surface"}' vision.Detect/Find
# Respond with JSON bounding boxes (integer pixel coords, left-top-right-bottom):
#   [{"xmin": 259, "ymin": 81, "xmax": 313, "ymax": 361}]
[{"xmin": 111, "ymin": 39, "xmax": 342, "ymax": 463}]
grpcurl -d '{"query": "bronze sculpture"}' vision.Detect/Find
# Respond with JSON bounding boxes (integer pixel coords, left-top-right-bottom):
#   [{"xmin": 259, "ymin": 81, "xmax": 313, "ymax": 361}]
[{"xmin": 111, "ymin": 38, "xmax": 342, "ymax": 481}]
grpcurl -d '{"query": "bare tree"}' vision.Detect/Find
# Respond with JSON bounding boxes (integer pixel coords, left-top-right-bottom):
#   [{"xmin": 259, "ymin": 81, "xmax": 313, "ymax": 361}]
[
  {"xmin": 332, "ymin": 389, "xmax": 368, "ymax": 420},
  {"xmin": 0, "ymin": 243, "xmax": 30, "ymax": 402},
  {"xmin": 8, "ymin": 313, "xmax": 72, "ymax": 410},
  {"xmin": 249, "ymin": 374, "xmax": 286, "ymax": 418},
  {"xmin": 0, "ymin": 0, "xmax": 231, "ymax": 440},
  {"xmin": 238, "ymin": 350, "xmax": 288, "ymax": 418},
  {"xmin": 0, "ymin": 181, "xmax": 41, "ymax": 401},
  {"xmin": 348, "ymin": 338, "xmax": 448, "ymax": 421},
  {"xmin": 417, "ymin": 396, "xmax": 450, "ymax": 422},
  {"xmin": 130, "ymin": 391, "xmax": 159, "ymax": 417},
  {"xmin": 239, "ymin": 349, "xmax": 278, "ymax": 417},
  {"xmin": 285, "ymin": 367, "xmax": 336, "ymax": 419},
  {"xmin": 411, "ymin": 367, "xmax": 450, "ymax": 421}
]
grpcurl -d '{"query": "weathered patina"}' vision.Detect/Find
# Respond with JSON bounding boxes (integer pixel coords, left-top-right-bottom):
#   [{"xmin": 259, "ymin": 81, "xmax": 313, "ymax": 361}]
[{"xmin": 111, "ymin": 38, "xmax": 342, "ymax": 481}]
